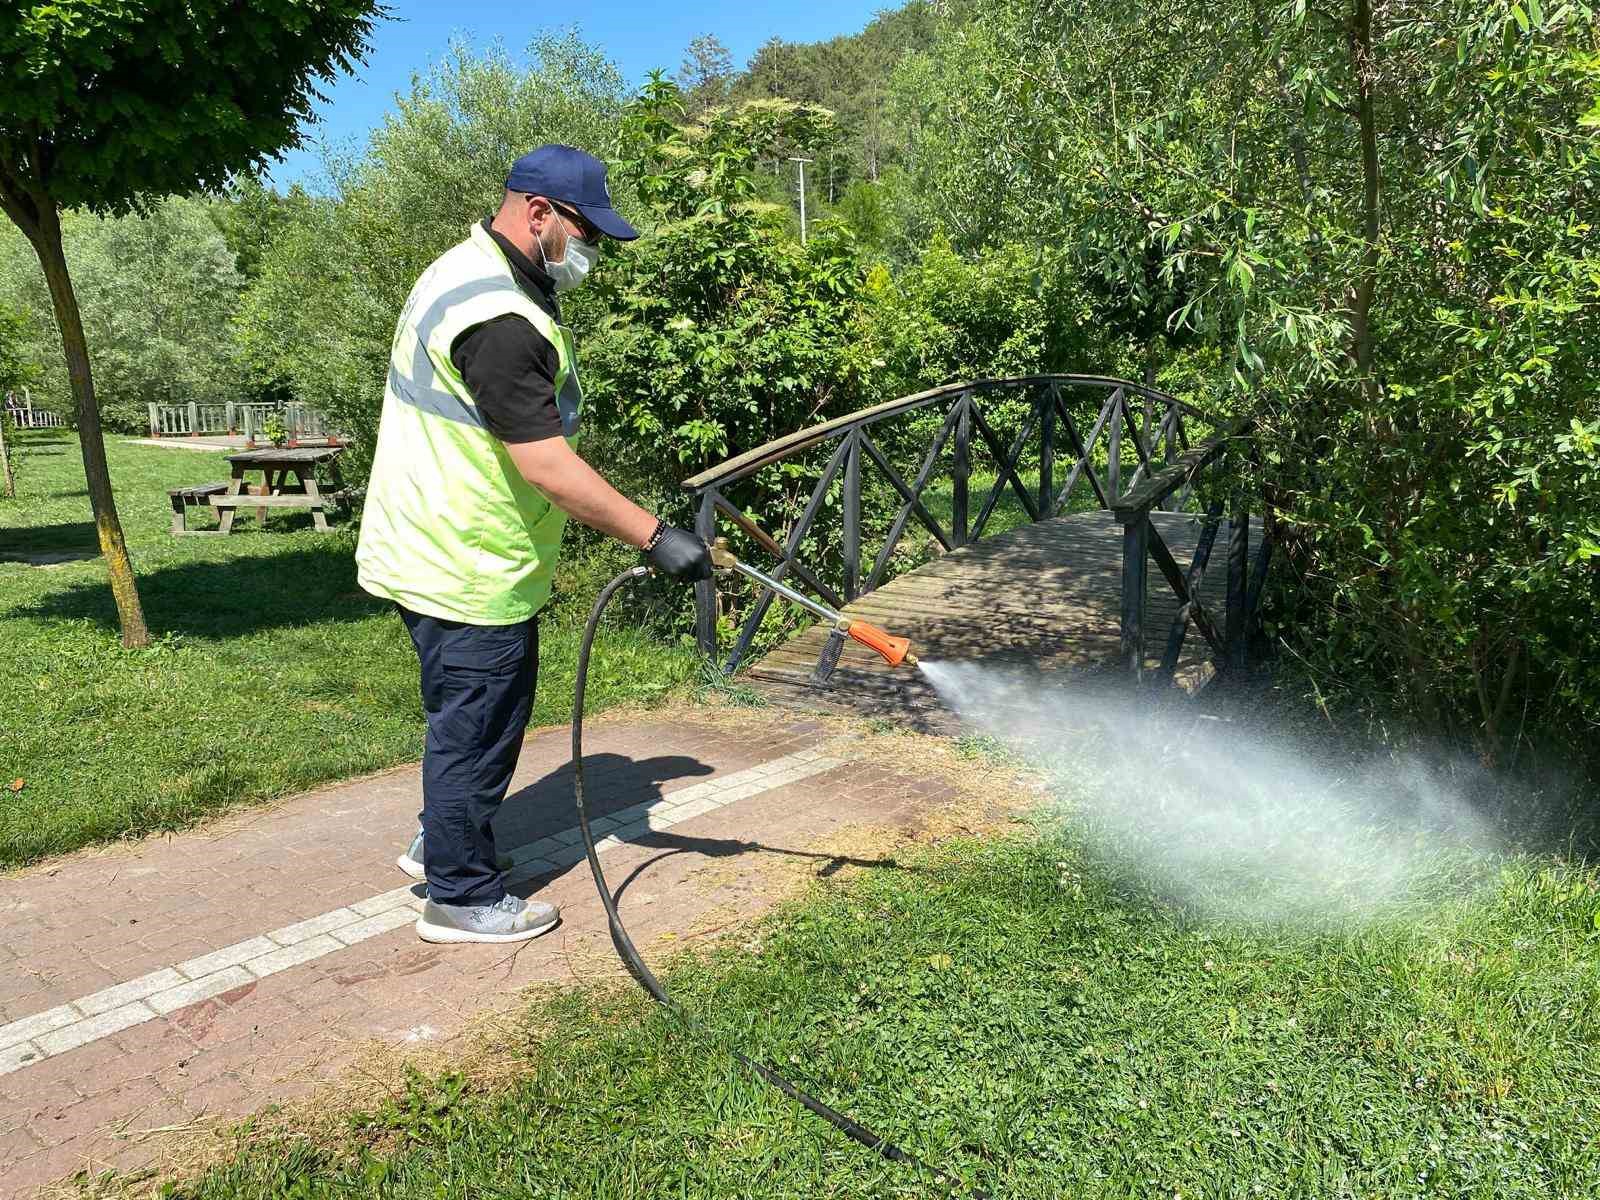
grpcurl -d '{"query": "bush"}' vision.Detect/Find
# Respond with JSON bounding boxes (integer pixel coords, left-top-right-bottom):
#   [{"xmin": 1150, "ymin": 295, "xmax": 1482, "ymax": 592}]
[
  {"xmin": 881, "ymin": 0, "xmax": 1600, "ymax": 763},
  {"xmin": 582, "ymin": 79, "xmax": 853, "ymax": 505}
]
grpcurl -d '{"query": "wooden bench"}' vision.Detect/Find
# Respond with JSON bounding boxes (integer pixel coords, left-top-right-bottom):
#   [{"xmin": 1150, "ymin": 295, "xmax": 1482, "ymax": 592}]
[
  {"xmin": 168, "ymin": 481, "xmax": 231, "ymax": 534},
  {"xmin": 179, "ymin": 446, "xmax": 349, "ymax": 535}
]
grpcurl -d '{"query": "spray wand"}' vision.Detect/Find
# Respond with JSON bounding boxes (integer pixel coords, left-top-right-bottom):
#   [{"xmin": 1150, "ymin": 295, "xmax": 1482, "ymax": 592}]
[{"xmin": 709, "ymin": 536, "xmax": 917, "ymax": 683}]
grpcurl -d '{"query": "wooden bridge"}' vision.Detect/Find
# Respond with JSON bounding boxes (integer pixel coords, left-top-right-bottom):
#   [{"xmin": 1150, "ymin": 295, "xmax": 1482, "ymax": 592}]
[{"xmin": 682, "ymin": 376, "xmax": 1271, "ymax": 726}]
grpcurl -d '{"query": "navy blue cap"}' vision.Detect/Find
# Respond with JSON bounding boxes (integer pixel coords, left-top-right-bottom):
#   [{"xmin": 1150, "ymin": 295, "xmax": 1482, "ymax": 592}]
[{"xmin": 505, "ymin": 145, "xmax": 638, "ymax": 241}]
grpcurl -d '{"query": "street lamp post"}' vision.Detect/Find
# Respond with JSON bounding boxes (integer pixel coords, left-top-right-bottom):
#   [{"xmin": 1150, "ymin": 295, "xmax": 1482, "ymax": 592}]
[{"xmin": 789, "ymin": 156, "xmax": 813, "ymax": 245}]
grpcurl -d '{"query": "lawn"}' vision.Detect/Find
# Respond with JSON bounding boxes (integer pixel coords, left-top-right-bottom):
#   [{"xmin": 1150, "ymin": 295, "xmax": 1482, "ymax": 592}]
[
  {"xmin": 0, "ymin": 430, "xmax": 695, "ymax": 869},
  {"xmin": 158, "ymin": 826, "xmax": 1600, "ymax": 1198}
]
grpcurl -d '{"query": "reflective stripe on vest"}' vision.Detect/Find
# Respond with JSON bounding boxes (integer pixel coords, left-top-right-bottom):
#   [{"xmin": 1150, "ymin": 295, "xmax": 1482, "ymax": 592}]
[{"xmin": 355, "ymin": 224, "xmax": 581, "ymax": 624}]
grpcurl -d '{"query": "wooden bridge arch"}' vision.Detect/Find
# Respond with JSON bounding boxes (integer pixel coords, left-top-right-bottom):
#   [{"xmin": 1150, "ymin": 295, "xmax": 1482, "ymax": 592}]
[{"xmin": 682, "ymin": 375, "xmax": 1271, "ymax": 714}]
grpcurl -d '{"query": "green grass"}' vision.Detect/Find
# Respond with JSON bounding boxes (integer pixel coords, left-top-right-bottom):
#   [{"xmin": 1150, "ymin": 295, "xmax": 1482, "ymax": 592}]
[
  {"xmin": 0, "ymin": 430, "xmax": 694, "ymax": 869},
  {"xmin": 154, "ymin": 831, "xmax": 1600, "ymax": 1198},
  {"xmin": 919, "ymin": 463, "xmax": 1103, "ymax": 541}
]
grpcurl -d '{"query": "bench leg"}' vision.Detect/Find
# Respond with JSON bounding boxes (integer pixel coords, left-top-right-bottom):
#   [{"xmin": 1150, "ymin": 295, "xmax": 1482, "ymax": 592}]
[
  {"xmin": 258, "ymin": 469, "xmax": 285, "ymax": 529},
  {"xmin": 170, "ymin": 496, "xmax": 187, "ymax": 535},
  {"xmin": 303, "ymin": 474, "xmax": 330, "ymax": 532},
  {"xmin": 217, "ymin": 475, "xmax": 243, "ymax": 535}
]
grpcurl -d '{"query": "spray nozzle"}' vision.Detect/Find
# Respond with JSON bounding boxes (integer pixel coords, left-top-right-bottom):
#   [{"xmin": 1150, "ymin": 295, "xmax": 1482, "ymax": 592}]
[{"xmin": 844, "ymin": 620, "xmax": 917, "ymax": 668}]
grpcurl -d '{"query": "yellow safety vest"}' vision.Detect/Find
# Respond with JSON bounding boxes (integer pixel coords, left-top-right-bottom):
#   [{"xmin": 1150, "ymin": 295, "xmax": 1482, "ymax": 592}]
[{"xmin": 356, "ymin": 223, "xmax": 582, "ymax": 623}]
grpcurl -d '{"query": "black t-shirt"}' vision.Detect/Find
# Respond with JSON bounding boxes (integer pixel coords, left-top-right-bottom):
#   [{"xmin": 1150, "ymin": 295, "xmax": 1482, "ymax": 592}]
[{"xmin": 448, "ymin": 222, "xmax": 565, "ymax": 444}]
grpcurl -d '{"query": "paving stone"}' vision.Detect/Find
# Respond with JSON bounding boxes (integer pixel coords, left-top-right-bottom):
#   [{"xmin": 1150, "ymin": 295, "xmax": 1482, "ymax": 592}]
[
  {"xmin": 609, "ymin": 819, "xmax": 651, "ymax": 843},
  {"xmin": 548, "ymin": 843, "xmax": 588, "ymax": 868},
  {"xmin": 175, "ymin": 938, "xmax": 278, "ymax": 981},
  {"xmin": 147, "ymin": 967, "xmax": 255, "ymax": 1016},
  {"xmin": 246, "ymin": 935, "xmax": 344, "ymax": 978},
  {"xmin": 73, "ymin": 968, "xmax": 187, "ymax": 1018},
  {"xmin": 331, "ymin": 907, "xmax": 416, "ymax": 946},
  {"xmin": 0, "ymin": 1041, "xmax": 43, "ymax": 1076},
  {"xmin": 267, "ymin": 909, "xmax": 361, "ymax": 946},
  {"xmin": 179, "ymin": 1071, "xmax": 255, "ymax": 1117},
  {"xmin": 36, "ymin": 1003, "xmax": 155, "ymax": 1057},
  {"xmin": 0, "ymin": 713, "xmax": 978, "ymax": 1191},
  {"xmin": 0, "ymin": 1005, "xmax": 78, "ymax": 1052},
  {"xmin": 350, "ymin": 886, "xmax": 423, "ymax": 917},
  {"xmin": 668, "ymin": 796, "xmax": 721, "ymax": 821},
  {"xmin": 25, "ymin": 1076, "xmax": 168, "ymax": 1147}
]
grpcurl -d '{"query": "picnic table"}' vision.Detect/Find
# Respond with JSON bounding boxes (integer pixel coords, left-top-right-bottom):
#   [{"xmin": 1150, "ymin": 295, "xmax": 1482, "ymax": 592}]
[{"xmin": 168, "ymin": 445, "xmax": 348, "ymax": 535}]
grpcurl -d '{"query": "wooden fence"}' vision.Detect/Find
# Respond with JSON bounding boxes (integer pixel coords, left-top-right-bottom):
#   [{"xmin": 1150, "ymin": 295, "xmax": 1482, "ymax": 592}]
[
  {"xmin": 146, "ymin": 401, "xmax": 336, "ymax": 446},
  {"xmin": 4, "ymin": 390, "xmax": 66, "ymax": 429}
]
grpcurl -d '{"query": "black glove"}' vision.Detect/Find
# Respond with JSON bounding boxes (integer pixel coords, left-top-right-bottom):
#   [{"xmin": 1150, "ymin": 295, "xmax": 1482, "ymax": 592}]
[{"xmin": 645, "ymin": 523, "xmax": 712, "ymax": 582}]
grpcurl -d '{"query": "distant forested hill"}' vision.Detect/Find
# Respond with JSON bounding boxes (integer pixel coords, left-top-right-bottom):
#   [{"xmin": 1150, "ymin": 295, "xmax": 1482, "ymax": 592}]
[{"xmin": 680, "ymin": 3, "xmax": 937, "ymax": 207}]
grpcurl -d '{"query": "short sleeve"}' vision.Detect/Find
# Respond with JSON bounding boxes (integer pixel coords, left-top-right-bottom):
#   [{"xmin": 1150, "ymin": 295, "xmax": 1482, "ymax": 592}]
[{"xmin": 449, "ymin": 315, "xmax": 564, "ymax": 443}]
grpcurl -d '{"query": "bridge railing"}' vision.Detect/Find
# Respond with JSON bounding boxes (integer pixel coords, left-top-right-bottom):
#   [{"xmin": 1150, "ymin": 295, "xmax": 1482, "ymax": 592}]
[
  {"xmin": 1110, "ymin": 415, "xmax": 1270, "ymax": 684},
  {"xmin": 682, "ymin": 374, "xmax": 1269, "ymax": 681}
]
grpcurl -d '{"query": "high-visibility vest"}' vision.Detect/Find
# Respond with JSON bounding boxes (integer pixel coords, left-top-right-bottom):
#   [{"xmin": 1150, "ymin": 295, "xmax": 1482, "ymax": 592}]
[{"xmin": 356, "ymin": 223, "xmax": 583, "ymax": 624}]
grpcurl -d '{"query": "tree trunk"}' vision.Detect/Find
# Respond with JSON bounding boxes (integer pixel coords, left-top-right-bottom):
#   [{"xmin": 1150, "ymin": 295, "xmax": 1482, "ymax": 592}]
[
  {"xmin": 0, "ymin": 413, "xmax": 14, "ymax": 499},
  {"xmin": 32, "ymin": 204, "xmax": 152, "ymax": 647}
]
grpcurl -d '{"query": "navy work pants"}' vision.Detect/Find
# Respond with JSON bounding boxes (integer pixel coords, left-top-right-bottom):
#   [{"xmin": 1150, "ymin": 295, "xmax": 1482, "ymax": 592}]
[{"xmin": 399, "ymin": 605, "xmax": 537, "ymax": 906}]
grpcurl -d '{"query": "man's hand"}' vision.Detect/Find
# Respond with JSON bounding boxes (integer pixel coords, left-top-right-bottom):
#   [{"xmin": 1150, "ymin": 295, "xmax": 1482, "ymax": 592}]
[
  {"xmin": 502, "ymin": 438, "xmax": 710, "ymax": 581},
  {"xmin": 646, "ymin": 525, "xmax": 712, "ymax": 582}
]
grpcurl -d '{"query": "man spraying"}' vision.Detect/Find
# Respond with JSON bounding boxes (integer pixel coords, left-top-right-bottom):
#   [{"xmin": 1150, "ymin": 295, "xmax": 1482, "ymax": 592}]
[{"xmin": 356, "ymin": 145, "xmax": 711, "ymax": 945}]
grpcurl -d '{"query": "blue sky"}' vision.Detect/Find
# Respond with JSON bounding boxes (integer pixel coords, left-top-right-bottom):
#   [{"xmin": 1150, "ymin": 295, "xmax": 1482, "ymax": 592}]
[{"xmin": 267, "ymin": 0, "xmax": 888, "ymax": 187}]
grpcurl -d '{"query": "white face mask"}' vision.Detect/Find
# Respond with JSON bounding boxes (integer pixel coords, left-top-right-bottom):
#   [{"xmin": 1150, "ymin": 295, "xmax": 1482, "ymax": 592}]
[{"xmin": 540, "ymin": 213, "xmax": 597, "ymax": 293}]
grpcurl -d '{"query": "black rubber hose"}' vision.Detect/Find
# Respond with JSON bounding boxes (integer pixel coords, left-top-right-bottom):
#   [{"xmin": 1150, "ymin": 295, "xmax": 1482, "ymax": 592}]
[{"xmin": 571, "ymin": 565, "xmax": 990, "ymax": 1200}]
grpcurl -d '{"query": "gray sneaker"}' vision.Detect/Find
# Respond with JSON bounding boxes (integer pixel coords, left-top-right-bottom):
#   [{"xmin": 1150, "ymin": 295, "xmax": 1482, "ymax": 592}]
[
  {"xmin": 415, "ymin": 894, "xmax": 560, "ymax": 944},
  {"xmin": 396, "ymin": 828, "xmax": 427, "ymax": 880},
  {"xmin": 396, "ymin": 829, "xmax": 513, "ymax": 881}
]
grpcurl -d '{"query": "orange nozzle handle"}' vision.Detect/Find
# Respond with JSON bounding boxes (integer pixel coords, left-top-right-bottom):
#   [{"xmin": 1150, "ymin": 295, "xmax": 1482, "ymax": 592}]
[{"xmin": 846, "ymin": 620, "xmax": 915, "ymax": 668}]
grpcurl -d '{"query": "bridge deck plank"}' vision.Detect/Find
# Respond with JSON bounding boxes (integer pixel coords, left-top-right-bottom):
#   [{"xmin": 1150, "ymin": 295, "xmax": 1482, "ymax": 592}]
[{"xmin": 740, "ymin": 510, "xmax": 1253, "ymax": 728}]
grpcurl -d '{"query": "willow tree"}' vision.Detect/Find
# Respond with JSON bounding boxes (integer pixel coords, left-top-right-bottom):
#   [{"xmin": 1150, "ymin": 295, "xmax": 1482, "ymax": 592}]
[
  {"xmin": 913, "ymin": 0, "xmax": 1599, "ymax": 755},
  {"xmin": 0, "ymin": 1, "xmax": 380, "ymax": 646}
]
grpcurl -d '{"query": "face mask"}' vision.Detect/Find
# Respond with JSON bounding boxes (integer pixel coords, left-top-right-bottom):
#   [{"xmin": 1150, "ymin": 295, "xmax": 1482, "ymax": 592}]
[
  {"xmin": 548, "ymin": 235, "xmax": 597, "ymax": 293},
  {"xmin": 540, "ymin": 213, "xmax": 597, "ymax": 293}
]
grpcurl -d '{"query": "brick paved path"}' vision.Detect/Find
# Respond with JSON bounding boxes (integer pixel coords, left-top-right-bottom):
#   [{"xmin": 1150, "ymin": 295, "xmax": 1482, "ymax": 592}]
[{"xmin": 0, "ymin": 712, "xmax": 972, "ymax": 1194}]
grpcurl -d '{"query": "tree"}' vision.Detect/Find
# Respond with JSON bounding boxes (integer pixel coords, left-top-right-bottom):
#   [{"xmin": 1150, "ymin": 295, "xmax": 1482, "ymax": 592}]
[
  {"xmin": 895, "ymin": 0, "xmax": 1600, "ymax": 757},
  {"xmin": 0, "ymin": 301, "xmax": 38, "ymax": 499},
  {"xmin": 210, "ymin": 173, "xmax": 316, "ymax": 281},
  {"xmin": 0, "ymin": 2, "xmax": 379, "ymax": 647},
  {"xmin": 0, "ymin": 199, "xmax": 247, "ymax": 431},
  {"xmin": 678, "ymin": 34, "xmax": 734, "ymax": 113},
  {"xmin": 588, "ymin": 76, "xmax": 850, "ymax": 487},
  {"xmin": 234, "ymin": 33, "xmax": 628, "ymax": 482}
]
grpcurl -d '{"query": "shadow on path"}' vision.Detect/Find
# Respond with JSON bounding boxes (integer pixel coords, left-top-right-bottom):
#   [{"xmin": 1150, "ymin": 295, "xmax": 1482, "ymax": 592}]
[
  {"xmin": 496, "ymin": 752, "xmax": 912, "ymax": 905},
  {"xmin": 496, "ymin": 752, "xmax": 715, "ymax": 851}
]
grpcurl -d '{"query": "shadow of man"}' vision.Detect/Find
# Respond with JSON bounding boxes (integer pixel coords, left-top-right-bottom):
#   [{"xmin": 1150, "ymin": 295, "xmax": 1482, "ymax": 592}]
[
  {"xmin": 495, "ymin": 751, "xmax": 912, "ymax": 906},
  {"xmin": 492, "ymin": 752, "xmax": 713, "ymax": 864}
]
